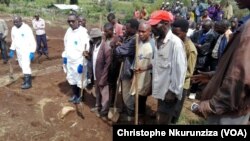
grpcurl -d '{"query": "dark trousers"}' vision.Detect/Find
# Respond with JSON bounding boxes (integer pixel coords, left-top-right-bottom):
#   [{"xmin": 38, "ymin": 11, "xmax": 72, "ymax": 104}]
[
  {"xmin": 209, "ymin": 58, "xmax": 218, "ymax": 71},
  {"xmin": 157, "ymin": 91, "xmax": 178, "ymax": 124},
  {"xmin": 95, "ymin": 82, "xmax": 110, "ymax": 116},
  {"xmin": 126, "ymin": 95, "xmax": 148, "ymax": 117},
  {"xmin": 171, "ymin": 89, "xmax": 189, "ymax": 124},
  {"xmin": 36, "ymin": 34, "xmax": 48, "ymax": 55},
  {"xmin": 0, "ymin": 40, "xmax": 7, "ymax": 62}
]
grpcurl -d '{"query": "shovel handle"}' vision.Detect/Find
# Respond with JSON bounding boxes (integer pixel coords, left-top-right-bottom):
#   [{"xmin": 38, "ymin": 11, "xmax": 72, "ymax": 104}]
[
  {"xmin": 113, "ymin": 62, "xmax": 124, "ymax": 108},
  {"xmin": 134, "ymin": 33, "xmax": 139, "ymax": 125},
  {"xmin": 80, "ymin": 44, "xmax": 87, "ymax": 101}
]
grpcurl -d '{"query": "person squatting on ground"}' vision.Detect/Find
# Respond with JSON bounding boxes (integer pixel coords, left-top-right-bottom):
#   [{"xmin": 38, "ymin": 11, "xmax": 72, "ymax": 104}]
[
  {"xmin": 0, "ymin": 18, "xmax": 8, "ymax": 64},
  {"xmin": 171, "ymin": 18, "xmax": 198, "ymax": 123},
  {"xmin": 191, "ymin": 0, "xmax": 250, "ymax": 125},
  {"xmin": 91, "ymin": 25, "xmax": 112, "ymax": 120},
  {"xmin": 62, "ymin": 13, "xmax": 89, "ymax": 104},
  {"xmin": 32, "ymin": 13, "xmax": 49, "ymax": 58},
  {"xmin": 148, "ymin": 10, "xmax": 187, "ymax": 124},
  {"xmin": 9, "ymin": 15, "xmax": 36, "ymax": 89}
]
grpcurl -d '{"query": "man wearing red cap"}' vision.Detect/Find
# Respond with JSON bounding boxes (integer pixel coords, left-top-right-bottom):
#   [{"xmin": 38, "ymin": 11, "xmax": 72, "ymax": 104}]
[{"xmin": 148, "ymin": 10, "xmax": 187, "ymax": 124}]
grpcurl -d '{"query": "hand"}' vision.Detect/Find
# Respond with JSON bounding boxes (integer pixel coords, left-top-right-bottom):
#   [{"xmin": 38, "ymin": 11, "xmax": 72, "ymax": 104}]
[
  {"xmin": 8, "ymin": 50, "xmax": 15, "ymax": 59},
  {"xmin": 29, "ymin": 52, "xmax": 35, "ymax": 61},
  {"xmin": 63, "ymin": 57, "xmax": 67, "ymax": 64},
  {"xmin": 110, "ymin": 36, "xmax": 122, "ymax": 48},
  {"xmin": 134, "ymin": 68, "xmax": 144, "ymax": 73},
  {"xmin": 191, "ymin": 71, "xmax": 213, "ymax": 85},
  {"xmin": 197, "ymin": 100, "xmax": 215, "ymax": 118},
  {"xmin": 77, "ymin": 64, "xmax": 83, "ymax": 74},
  {"xmin": 83, "ymin": 51, "xmax": 89, "ymax": 58}
]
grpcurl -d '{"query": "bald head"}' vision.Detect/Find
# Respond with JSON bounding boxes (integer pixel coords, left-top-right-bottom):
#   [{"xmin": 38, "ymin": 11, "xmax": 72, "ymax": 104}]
[
  {"xmin": 138, "ymin": 22, "xmax": 151, "ymax": 42},
  {"xmin": 139, "ymin": 22, "xmax": 151, "ymax": 31},
  {"xmin": 13, "ymin": 15, "xmax": 22, "ymax": 28}
]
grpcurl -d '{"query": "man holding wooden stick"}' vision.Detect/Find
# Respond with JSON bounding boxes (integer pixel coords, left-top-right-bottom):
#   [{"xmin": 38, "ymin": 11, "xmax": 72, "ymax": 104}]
[{"xmin": 129, "ymin": 21, "xmax": 154, "ymax": 124}]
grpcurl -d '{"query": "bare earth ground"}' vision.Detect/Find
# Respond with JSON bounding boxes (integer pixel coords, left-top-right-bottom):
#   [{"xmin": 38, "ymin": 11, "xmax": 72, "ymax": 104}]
[{"xmin": 0, "ymin": 14, "xmax": 201, "ymax": 141}]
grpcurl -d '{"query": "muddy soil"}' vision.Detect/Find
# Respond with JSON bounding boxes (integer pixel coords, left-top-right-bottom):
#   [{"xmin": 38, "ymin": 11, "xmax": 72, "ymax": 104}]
[{"xmin": 0, "ymin": 14, "xmax": 200, "ymax": 141}]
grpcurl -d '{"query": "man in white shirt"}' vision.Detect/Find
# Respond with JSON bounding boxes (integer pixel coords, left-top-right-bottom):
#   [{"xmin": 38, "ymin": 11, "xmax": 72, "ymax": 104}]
[
  {"xmin": 8, "ymin": 15, "xmax": 36, "ymax": 89},
  {"xmin": 148, "ymin": 10, "xmax": 187, "ymax": 124},
  {"xmin": 32, "ymin": 13, "xmax": 49, "ymax": 59}
]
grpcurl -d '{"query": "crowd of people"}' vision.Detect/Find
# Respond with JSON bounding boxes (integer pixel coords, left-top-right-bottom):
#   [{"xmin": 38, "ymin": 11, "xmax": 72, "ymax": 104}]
[{"xmin": 0, "ymin": 0, "xmax": 250, "ymax": 125}]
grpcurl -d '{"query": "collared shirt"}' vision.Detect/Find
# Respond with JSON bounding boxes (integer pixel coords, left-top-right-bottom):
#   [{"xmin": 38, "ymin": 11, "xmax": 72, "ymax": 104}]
[
  {"xmin": 0, "ymin": 19, "xmax": 8, "ymax": 38},
  {"xmin": 93, "ymin": 43, "xmax": 101, "ymax": 80},
  {"xmin": 130, "ymin": 39, "xmax": 154, "ymax": 96},
  {"xmin": 152, "ymin": 30, "xmax": 187, "ymax": 100},
  {"xmin": 32, "ymin": 18, "xmax": 46, "ymax": 35}
]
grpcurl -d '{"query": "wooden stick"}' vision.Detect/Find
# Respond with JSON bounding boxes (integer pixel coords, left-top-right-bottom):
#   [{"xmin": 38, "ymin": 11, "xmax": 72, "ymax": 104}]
[
  {"xmin": 134, "ymin": 34, "xmax": 139, "ymax": 125},
  {"xmin": 80, "ymin": 44, "xmax": 87, "ymax": 100}
]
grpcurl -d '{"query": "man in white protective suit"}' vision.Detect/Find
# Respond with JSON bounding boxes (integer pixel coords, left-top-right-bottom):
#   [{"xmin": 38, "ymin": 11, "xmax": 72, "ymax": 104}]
[
  {"xmin": 9, "ymin": 15, "xmax": 36, "ymax": 89},
  {"xmin": 62, "ymin": 13, "xmax": 89, "ymax": 104}
]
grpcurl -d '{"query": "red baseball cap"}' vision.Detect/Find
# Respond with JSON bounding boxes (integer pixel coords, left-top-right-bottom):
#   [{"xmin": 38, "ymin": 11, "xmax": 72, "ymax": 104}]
[{"xmin": 147, "ymin": 10, "xmax": 174, "ymax": 25}]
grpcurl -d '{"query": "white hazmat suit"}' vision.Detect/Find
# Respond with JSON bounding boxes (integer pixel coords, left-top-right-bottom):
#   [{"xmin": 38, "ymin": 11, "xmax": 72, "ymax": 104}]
[
  {"xmin": 62, "ymin": 26, "xmax": 89, "ymax": 88},
  {"xmin": 10, "ymin": 22, "xmax": 36, "ymax": 74}
]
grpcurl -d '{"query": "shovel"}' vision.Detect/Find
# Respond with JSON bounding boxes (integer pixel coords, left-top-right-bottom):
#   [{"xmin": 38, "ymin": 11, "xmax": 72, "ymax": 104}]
[
  {"xmin": 108, "ymin": 62, "xmax": 124, "ymax": 123},
  {"xmin": 75, "ymin": 44, "xmax": 88, "ymax": 119}
]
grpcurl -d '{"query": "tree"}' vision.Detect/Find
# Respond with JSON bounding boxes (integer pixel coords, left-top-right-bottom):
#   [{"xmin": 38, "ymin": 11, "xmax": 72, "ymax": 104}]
[{"xmin": 0, "ymin": 0, "xmax": 10, "ymax": 6}]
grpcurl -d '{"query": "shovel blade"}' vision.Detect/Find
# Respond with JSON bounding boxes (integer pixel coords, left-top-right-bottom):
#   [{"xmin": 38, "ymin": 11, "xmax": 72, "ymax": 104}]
[{"xmin": 108, "ymin": 107, "xmax": 120, "ymax": 123}]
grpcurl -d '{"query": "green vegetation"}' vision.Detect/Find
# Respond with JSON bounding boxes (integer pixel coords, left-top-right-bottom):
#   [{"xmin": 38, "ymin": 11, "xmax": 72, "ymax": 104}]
[
  {"xmin": 177, "ymin": 112, "xmax": 206, "ymax": 125},
  {"xmin": 0, "ymin": 0, "xmax": 161, "ymax": 26},
  {"xmin": 0, "ymin": 0, "xmax": 249, "ymax": 26}
]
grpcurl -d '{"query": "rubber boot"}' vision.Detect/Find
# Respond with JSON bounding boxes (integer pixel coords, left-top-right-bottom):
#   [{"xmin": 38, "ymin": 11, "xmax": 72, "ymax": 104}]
[
  {"xmin": 69, "ymin": 85, "xmax": 78, "ymax": 102},
  {"xmin": 73, "ymin": 86, "xmax": 81, "ymax": 104},
  {"xmin": 21, "ymin": 74, "xmax": 32, "ymax": 89}
]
